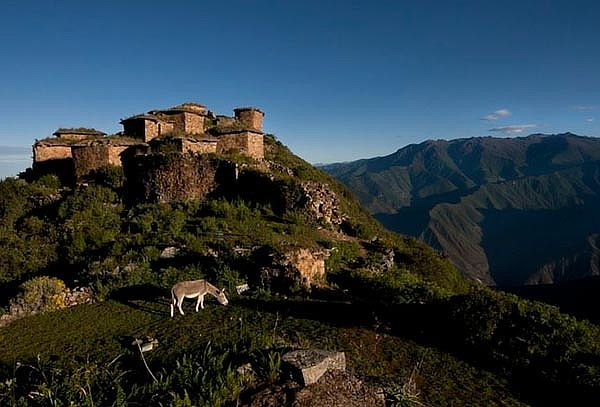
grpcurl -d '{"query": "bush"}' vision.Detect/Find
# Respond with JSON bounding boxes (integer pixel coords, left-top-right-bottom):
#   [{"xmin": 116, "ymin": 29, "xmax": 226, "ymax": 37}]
[
  {"xmin": 9, "ymin": 276, "xmax": 69, "ymax": 317},
  {"xmin": 339, "ymin": 268, "xmax": 450, "ymax": 307},
  {"xmin": 446, "ymin": 288, "xmax": 600, "ymax": 392},
  {"xmin": 58, "ymin": 186, "xmax": 122, "ymax": 258},
  {"xmin": 93, "ymin": 165, "xmax": 125, "ymax": 191}
]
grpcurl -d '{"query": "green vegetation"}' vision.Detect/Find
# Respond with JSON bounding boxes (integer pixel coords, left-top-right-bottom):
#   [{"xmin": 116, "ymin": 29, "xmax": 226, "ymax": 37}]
[
  {"xmin": 338, "ymin": 268, "xmax": 600, "ymax": 404},
  {"xmin": 8, "ymin": 276, "xmax": 69, "ymax": 317},
  {"xmin": 0, "ymin": 300, "xmax": 527, "ymax": 406},
  {"xmin": 1, "ymin": 135, "xmax": 599, "ymax": 405}
]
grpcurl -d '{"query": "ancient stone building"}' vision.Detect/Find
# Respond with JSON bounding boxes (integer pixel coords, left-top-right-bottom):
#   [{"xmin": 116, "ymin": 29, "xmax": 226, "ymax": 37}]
[
  {"xmin": 121, "ymin": 103, "xmax": 208, "ymax": 142},
  {"xmin": 72, "ymin": 138, "xmax": 145, "ymax": 181},
  {"xmin": 30, "ymin": 101, "xmax": 266, "ymax": 187},
  {"xmin": 233, "ymin": 107, "xmax": 264, "ymax": 132},
  {"xmin": 33, "ymin": 141, "xmax": 73, "ymax": 162},
  {"xmin": 120, "ymin": 103, "xmax": 265, "ymax": 159},
  {"xmin": 120, "ymin": 114, "xmax": 169, "ymax": 142}
]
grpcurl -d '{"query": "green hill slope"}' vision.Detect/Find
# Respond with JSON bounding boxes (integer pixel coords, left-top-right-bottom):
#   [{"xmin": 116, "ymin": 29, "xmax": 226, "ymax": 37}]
[{"xmin": 1, "ymin": 135, "xmax": 600, "ymax": 406}]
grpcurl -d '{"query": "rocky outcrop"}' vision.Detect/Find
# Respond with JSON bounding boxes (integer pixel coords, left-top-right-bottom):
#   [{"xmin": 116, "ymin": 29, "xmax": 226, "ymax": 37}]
[
  {"xmin": 298, "ymin": 181, "xmax": 346, "ymax": 226},
  {"xmin": 282, "ymin": 349, "xmax": 346, "ymax": 386},
  {"xmin": 1, "ymin": 286, "xmax": 94, "ymax": 328},
  {"xmin": 259, "ymin": 248, "xmax": 326, "ymax": 289}
]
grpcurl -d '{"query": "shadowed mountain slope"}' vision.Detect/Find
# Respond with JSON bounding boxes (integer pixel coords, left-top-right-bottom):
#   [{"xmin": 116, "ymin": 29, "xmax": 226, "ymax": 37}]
[{"xmin": 323, "ymin": 133, "xmax": 600, "ymax": 285}]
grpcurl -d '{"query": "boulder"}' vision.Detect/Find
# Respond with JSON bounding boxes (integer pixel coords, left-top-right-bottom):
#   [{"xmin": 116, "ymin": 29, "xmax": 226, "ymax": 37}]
[
  {"xmin": 282, "ymin": 349, "xmax": 346, "ymax": 386},
  {"xmin": 260, "ymin": 248, "xmax": 326, "ymax": 289},
  {"xmin": 160, "ymin": 246, "xmax": 179, "ymax": 259}
]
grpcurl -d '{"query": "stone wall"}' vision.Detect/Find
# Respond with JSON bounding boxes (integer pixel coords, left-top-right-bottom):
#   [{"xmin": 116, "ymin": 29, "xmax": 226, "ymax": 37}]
[
  {"xmin": 215, "ymin": 115, "xmax": 237, "ymax": 127},
  {"xmin": 72, "ymin": 145, "xmax": 110, "ymax": 180},
  {"xmin": 247, "ymin": 133, "xmax": 264, "ymax": 159},
  {"xmin": 32, "ymin": 144, "xmax": 74, "ymax": 184},
  {"xmin": 217, "ymin": 131, "xmax": 264, "ymax": 159},
  {"xmin": 144, "ymin": 120, "xmax": 160, "ymax": 142},
  {"xmin": 108, "ymin": 145, "xmax": 129, "ymax": 166},
  {"xmin": 158, "ymin": 121, "xmax": 174, "ymax": 135},
  {"xmin": 33, "ymin": 144, "xmax": 72, "ymax": 162},
  {"xmin": 72, "ymin": 144, "xmax": 131, "ymax": 180},
  {"xmin": 182, "ymin": 112, "xmax": 205, "ymax": 134},
  {"xmin": 164, "ymin": 113, "xmax": 184, "ymax": 133},
  {"xmin": 182, "ymin": 139, "xmax": 217, "ymax": 154},
  {"xmin": 123, "ymin": 153, "xmax": 236, "ymax": 203}
]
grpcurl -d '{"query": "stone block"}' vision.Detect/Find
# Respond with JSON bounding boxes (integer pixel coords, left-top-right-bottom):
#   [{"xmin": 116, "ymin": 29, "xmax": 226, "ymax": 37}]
[{"xmin": 282, "ymin": 349, "xmax": 346, "ymax": 386}]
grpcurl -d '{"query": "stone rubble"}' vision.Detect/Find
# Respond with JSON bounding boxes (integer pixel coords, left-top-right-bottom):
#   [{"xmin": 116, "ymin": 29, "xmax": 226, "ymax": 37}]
[{"xmin": 299, "ymin": 181, "xmax": 347, "ymax": 226}]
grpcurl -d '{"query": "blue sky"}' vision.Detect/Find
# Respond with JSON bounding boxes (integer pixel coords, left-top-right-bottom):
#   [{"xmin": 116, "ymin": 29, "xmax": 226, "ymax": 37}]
[{"xmin": 1, "ymin": 0, "xmax": 600, "ymax": 177}]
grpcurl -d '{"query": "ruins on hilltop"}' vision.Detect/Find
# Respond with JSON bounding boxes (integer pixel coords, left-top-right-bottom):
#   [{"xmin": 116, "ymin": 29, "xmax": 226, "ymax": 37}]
[{"xmin": 32, "ymin": 102, "xmax": 265, "ymax": 183}]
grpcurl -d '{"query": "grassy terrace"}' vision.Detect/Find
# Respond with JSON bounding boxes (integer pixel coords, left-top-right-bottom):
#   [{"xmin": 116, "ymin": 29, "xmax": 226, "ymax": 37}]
[{"xmin": 0, "ymin": 296, "xmax": 526, "ymax": 406}]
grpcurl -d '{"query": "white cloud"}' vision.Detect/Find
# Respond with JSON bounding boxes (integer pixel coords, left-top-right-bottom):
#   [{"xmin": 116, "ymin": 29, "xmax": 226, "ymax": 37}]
[
  {"xmin": 488, "ymin": 124, "xmax": 537, "ymax": 134},
  {"xmin": 586, "ymin": 118, "xmax": 595, "ymax": 122},
  {"xmin": 482, "ymin": 109, "xmax": 511, "ymax": 121},
  {"xmin": 0, "ymin": 146, "xmax": 30, "ymax": 163},
  {"xmin": 572, "ymin": 105, "xmax": 597, "ymax": 111}
]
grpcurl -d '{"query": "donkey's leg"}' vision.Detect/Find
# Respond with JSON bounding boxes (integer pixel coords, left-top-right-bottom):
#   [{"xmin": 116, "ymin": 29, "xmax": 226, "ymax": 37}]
[
  {"xmin": 196, "ymin": 294, "xmax": 202, "ymax": 312},
  {"xmin": 200, "ymin": 294, "xmax": 205, "ymax": 309},
  {"xmin": 178, "ymin": 297, "xmax": 185, "ymax": 315}
]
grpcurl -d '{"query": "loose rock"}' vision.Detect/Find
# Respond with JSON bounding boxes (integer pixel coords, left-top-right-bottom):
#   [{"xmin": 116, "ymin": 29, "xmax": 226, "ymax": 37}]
[{"xmin": 282, "ymin": 349, "xmax": 345, "ymax": 386}]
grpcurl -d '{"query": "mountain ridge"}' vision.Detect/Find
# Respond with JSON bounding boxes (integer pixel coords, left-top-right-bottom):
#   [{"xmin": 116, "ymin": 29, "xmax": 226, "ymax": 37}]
[{"xmin": 323, "ymin": 133, "xmax": 600, "ymax": 285}]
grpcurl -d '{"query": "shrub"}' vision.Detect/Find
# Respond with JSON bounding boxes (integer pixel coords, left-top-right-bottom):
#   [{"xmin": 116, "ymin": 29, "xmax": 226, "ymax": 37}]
[
  {"xmin": 446, "ymin": 287, "xmax": 600, "ymax": 392},
  {"xmin": 33, "ymin": 174, "xmax": 61, "ymax": 190},
  {"xmin": 58, "ymin": 186, "xmax": 122, "ymax": 258},
  {"xmin": 323, "ymin": 240, "xmax": 362, "ymax": 273},
  {"xmin": 9, "ymin": 276, "xmax": 69, "ymax": 317},
  {"xmin": 251, "ymin": 349, "xmax": 282, "ymax": 384},
  {"xmin": 340, "ymin": 268, "xmax": 450, "ymax": 307},
  {"xmin": 93, "ymin": 165, "xmax": 125, "ymax": 191}
]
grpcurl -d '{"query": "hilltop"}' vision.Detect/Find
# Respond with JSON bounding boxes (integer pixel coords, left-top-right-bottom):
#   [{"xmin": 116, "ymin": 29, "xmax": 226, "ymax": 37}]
[
  {"xmin": 323, "ymin": 133, "xmax": 600, "ymax": 285},
  {"xmin": 1, "ymin": 110, "xmax": 600, "ymax": 406}
]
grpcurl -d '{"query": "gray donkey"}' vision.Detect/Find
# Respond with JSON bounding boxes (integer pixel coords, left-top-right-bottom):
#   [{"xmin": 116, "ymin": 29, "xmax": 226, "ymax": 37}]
[{"xmin": 170, "ymin": 279, "xmax": 229, "ymax": 317}]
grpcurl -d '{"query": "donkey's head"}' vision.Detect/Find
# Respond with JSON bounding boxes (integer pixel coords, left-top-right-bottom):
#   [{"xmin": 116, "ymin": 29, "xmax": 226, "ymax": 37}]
[{"xmin": 215, "ymin": 288, "xmax": 229, "ymax": 306}]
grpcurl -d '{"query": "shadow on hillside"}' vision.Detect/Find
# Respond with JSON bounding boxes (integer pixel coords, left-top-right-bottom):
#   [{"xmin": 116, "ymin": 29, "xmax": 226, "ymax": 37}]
[
  {"xmin": 233, "ymin": 296, "xmax": 434, "ymax": 342},
  {"xmin": 235, "ymin": 298, "xmax": 376, "ymax": 328},
  {"xmin": 374, "ymin": 187, "xmax": 475, "ymax": 238},
  {"xmin": 500, "ymin": 276, "xmax": 600, "ymax": 324},
  {"xmin": 110, "ymin": 284, "xmax": 169, "ymax": 316}
]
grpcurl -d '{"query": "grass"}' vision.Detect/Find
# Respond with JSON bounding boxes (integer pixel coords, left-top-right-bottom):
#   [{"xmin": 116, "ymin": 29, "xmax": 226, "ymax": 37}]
[{"xmin": 0, "ymin": 296, "xmax": 527, "ymax": 406}]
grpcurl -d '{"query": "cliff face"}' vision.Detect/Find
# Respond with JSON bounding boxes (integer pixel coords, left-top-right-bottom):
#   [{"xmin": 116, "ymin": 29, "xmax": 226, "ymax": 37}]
[{"xmin": 324, "ymin": 133, "xmax": 600, "ymax": 285}]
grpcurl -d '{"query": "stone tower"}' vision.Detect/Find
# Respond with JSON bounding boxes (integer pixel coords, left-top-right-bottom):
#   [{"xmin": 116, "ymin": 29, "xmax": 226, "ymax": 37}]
[{"xmin": 234, "ymin": 107, "xmax": 264, "ymax": 132}]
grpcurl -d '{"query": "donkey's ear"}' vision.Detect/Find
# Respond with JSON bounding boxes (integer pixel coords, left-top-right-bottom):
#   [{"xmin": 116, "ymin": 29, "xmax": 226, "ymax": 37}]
[{"xmin": 222, "ymin": 288, "xmax": 227, "ymax": 293}]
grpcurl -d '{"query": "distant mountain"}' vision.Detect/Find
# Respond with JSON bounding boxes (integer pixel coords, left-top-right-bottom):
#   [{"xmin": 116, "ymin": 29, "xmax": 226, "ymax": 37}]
[{"xmin": 323, "ymin": 133, "xmax": 600, "ymax": 285}]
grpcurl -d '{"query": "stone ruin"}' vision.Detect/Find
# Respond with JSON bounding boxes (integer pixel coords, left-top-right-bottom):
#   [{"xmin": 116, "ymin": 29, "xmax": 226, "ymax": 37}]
[{"xmin": 31, "ymin": 102, "xmax": 265, "ymax": 184}]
